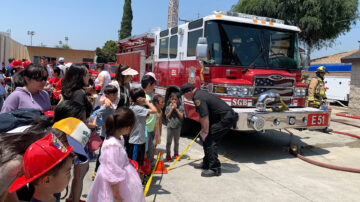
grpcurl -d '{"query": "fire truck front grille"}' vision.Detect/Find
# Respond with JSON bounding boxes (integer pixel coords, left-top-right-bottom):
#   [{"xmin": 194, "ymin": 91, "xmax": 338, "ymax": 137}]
[{"xmin": 253, "ymin": 76, "xmax": 295, "ymax": 106}]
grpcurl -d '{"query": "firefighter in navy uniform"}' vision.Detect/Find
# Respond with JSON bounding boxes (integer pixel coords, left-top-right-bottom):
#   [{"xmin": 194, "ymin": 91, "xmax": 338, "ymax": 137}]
[
  {"xmin": 306, "ymin": 66, "xmax": 333, "ymax": 133},
  {"xmin": 181, "ymin": 83, "xmax": 238, "ymax": 177}
]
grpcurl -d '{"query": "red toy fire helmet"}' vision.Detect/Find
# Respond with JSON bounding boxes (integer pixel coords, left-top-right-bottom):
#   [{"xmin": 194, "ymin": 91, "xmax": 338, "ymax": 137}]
[
  {"xmin": 22, "ymin": 60, "xmax": 32, "ymax": 68},
  {"xmin": 10, "ymin": 60, "xmax": 22, "ymax": 68},
  {"xmin": 128, "ymin": 158, "xmax": 139, "ymax": 170},
  {"xmin": 8, "ymin": 133, "xmax": 73, "ymax": 193}
]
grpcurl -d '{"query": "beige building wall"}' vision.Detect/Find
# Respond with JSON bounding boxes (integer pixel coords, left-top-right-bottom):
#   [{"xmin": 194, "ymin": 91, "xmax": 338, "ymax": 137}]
[
  {"xmin": 26, "ymin": 46, "xmax": 95, "ymax": 64},
  {"xmin": 349, "ymin": 61, "xmax": 360, "ymax": 115},
  {"xmin": 0, "ymin": 32, "xmax": 30, "ymax": 65}
]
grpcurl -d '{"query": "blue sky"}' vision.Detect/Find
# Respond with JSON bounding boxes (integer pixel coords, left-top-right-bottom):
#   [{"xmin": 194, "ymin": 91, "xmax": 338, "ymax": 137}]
[{"xmin": 0, "ymin": 0, "xmax": 359, "ymax": 59}]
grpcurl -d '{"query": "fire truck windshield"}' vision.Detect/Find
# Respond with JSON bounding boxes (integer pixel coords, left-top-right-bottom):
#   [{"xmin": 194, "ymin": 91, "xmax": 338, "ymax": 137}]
[{"xmin": 205, "ymin": 20, "xmax": 300, "ymax": 70}]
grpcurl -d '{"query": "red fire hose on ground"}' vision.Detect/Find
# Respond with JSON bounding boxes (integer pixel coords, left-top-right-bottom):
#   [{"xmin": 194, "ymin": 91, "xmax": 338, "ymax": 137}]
[{"xmin": 285, "ymin": 120, "xmax": 360, "ymax": 173}]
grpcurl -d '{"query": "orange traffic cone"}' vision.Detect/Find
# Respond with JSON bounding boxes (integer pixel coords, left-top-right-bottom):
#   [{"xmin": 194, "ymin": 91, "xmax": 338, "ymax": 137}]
[{"xmin": 154, "ymin": 151, "xmax": 168, "ymax": 174}]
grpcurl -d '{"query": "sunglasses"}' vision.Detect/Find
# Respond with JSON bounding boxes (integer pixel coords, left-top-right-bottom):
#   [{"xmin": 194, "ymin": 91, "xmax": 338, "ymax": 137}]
[{"xmin": 32, "ymin": 76, "xmax": 48, "ymax": 82}]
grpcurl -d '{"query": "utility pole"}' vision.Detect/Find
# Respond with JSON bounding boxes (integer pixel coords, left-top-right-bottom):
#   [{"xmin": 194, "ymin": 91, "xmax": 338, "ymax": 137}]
[
  {"xmin": 168, "ymin": 0, "xmax": 179, "ymax": 28},
  {"xmin": 27, "ymin": 30, "xmax": 35, "ymax": 46}
]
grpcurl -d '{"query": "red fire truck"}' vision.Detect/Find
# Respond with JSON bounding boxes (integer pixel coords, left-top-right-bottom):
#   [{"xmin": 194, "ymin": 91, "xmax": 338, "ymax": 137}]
[{"xmin": 117, "ymin": 10, "xmax": 331, "ymax": 132}]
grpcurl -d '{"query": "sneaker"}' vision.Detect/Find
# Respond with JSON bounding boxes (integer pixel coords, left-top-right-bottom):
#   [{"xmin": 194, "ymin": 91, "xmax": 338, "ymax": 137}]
[
  {"xmin": 91, "ymin": 172, "xmax": 96, "ymax": 181},
  {"xmin": 173, "ymin": 154, "xmax": 180, "ymax": 161},
  {"xmin": 166, "ymin": 154, "xmax": 172, "ymax": 162},
  {"xmin": 201, "ymin": 169, "xmax": 221, "ymax": 177}
]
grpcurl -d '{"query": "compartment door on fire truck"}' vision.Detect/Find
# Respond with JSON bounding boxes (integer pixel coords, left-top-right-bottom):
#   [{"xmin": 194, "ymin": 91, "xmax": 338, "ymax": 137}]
[
  {"xmin": 168, "ymin": 27, "xmax": 181, "ymax": 86},
  {"xmin": 156, "ymin": 29, "xmax": 170, "ymax": 86}
]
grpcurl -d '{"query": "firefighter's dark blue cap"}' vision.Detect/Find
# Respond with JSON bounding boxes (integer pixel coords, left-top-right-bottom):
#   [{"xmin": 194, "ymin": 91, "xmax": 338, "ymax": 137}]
[{"xmin": 181, "ymin": 83, "xmax": 195, "ymax": 95}]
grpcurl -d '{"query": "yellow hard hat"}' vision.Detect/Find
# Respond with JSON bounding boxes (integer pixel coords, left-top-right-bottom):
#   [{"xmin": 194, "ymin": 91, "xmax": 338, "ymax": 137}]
[{"xmin": 316, "ymin": 66, "xmax": 328, "ymax": 73}]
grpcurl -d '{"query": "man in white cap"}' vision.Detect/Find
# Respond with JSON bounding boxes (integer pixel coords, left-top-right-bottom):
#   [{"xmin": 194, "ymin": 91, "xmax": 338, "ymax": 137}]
[{"xmin": 57, "ymin": 57, "xmax": 66, "ymax": 76}]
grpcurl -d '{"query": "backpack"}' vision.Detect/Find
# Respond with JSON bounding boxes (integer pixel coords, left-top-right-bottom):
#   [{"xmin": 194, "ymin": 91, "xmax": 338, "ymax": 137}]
[{"xmin": 0, "ymin": 108, "xmax": 45, "ymax": 133}]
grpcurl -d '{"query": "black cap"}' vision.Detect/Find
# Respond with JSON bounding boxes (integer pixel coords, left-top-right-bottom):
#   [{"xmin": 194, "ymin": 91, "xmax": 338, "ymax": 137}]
[{"xmin": 180, "ymin": 83, "xmax": 195, "ymax": 95}]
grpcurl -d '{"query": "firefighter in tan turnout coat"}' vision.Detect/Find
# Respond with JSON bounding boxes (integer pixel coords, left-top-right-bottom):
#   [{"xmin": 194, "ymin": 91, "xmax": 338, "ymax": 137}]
[
  {"xmin": 306, "ymin": 66, "xmax": 332, "ymax": 133},
  {"xmin": 307, "ymin": 66, "xmax": 327, "ymax": 108}
]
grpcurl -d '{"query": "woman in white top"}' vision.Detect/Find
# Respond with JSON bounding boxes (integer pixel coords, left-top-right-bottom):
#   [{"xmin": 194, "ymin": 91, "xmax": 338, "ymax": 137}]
[{"xmin": 95, "ymin": 63, "xmax": 111, "ymax": 94}]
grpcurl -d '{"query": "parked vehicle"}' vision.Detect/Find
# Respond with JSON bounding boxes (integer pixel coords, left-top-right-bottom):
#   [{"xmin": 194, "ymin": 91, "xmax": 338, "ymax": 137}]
[
  {"xmin": 117, "ymin": 10, "xmax": 331, "ymax": 132},
  {"xmin": 309, "ymin": 63, "xmax": 351, "ymax": 105},
  {"xmin": 89, "ymin": 63, "xmax": 117, "ymax": 78}
]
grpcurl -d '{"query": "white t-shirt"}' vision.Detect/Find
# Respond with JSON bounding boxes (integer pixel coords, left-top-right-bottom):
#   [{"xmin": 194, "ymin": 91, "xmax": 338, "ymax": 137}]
[
  {"xmin": 95, "ymin": 71, "xmax": 111, "ymax": 94},
  {"xmin": 57, "ymin": 64, "xmax": 67, "ymax": 77}
]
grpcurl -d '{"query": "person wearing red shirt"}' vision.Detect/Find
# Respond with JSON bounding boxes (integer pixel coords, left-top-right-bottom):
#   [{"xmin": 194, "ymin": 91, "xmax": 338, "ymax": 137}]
[{"xmin": 49, "ymin": 66, "xmax": 62, "ymax": 107}]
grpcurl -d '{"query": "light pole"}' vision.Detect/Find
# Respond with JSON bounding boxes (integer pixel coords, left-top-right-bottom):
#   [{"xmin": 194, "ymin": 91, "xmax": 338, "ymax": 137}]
[
  {"xmin": 65, "ymin": 36, "xmax": 68, "ymax": 45},
  {"xmin": 27, "ymin": 31, "xmax": 35, "ymax": 46}
]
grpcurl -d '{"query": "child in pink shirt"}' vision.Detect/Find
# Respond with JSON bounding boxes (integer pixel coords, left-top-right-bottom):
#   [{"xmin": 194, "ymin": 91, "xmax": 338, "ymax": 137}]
[{"xmin": 87, "ymin": 108, "xmax": 145, "ymax": 202}]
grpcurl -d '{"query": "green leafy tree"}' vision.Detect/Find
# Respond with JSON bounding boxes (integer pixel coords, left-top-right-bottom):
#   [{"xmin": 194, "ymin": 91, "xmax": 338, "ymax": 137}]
[
  {"xmin": 96, "ymin": 47, "xmax": 107, "ymax": 63},
  {"xmin": 102, "ymin": 40, "xmax": 119, "ymax": 62},
  {"xmin": 96, "ymin": 40, "xmax": 119, "ymax": 63},
  {"xmin": 232, "ymin": 0, "xmax": 359, "ymax": 62},
  {"xmin": 54, "ymin": 44, "xmax": 70, "ymax": 49},
  {"xmin": 118, "ymin": 0, "xmax": 133, "ymax": 40}
]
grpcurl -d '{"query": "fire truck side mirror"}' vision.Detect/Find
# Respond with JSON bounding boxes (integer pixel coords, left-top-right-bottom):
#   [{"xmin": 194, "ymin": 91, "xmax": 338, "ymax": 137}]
[
  {"xmin": 196, "ymin": 37, "xmax": 209, "ymax": 62},
  {"xmin": 300, "ymin": 52, "xmax": 309, "ymax": 69}
]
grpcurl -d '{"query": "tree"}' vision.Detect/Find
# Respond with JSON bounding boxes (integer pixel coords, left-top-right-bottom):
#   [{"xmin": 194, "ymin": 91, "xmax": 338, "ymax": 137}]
[
  {"xmin": 95, "ymin": 47, "xmax": 107, "ymax": 63},
  {"xmin": 102, "ymin": 40, "xmax": 119, "ymax": 62},
  {"xmin": 95, "ymin": 40, "xmax": 119, "ymax": 63},
  {"xmin": 232, "ymin": 0, "xmax": 359, "ymax": 63},
  {"xmin": 118, "ymin": 0, "xmax": 133, "ymax": 40},
  {"xmin": 54, "ymin": 44, "xmax": 70, "ymax": 49}
]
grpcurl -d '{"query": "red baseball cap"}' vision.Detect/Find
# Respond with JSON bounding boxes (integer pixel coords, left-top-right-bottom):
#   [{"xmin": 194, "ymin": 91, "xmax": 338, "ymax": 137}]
[
  {"xmin": 22, "ymin": 60, "xmax": 32, "ymax": 68},
  {"xmin": 10, "ymin": 60, "xmax": 22, "ymax": 68},
  {"xmin": 8, "ymin": 133, "xmax": 73, "ymax": 193}
]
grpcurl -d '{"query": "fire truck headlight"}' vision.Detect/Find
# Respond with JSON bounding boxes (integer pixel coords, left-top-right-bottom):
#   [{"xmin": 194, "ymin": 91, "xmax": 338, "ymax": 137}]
[
  {"xmin": 226, "ymin": 87, "xmax": 232, "ymax": 95},
  {"xmin": 301, "ymin": 88, "xmax": 306, "ymax": 96},
  {"xmin": 227, "ymin": 87, "xmax": 237, "ymax": 96},
  {"xmin": 243, "ymin": 88, "xmax": 249, "ymax": 95},
  {"xmin": 295, "ymin": 88, "xmax": 301, "ymax": 96}
]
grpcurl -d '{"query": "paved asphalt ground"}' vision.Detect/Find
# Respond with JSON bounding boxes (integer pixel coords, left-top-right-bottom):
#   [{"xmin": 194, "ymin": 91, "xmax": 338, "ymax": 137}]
[{"xmin": 64, "ymin": 105, "xmax": 360, "ymax": 202}]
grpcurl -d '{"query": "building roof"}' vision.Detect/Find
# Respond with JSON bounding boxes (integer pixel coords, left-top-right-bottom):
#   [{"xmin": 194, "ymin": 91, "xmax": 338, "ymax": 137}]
[
  {"xmin": 26, "ymin": 46, "xmax": 95, "ymax": 52},
  {"xmin": 311, "ymin": 49, "xmax": 359, "ymax": 64},
  {"xmin": 308, "ymin": 63, "xmax": 351, "ymax": 72},
  {"xmin": 341, "ymin": 50, "xmax": 360, "ymax": 63}
]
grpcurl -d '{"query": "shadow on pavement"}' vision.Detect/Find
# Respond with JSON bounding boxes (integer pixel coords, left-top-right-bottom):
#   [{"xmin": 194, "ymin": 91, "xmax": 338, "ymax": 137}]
[
  {"xmin": 146, "ymin": 175, "xmax": 171, "ymax": 201},
  {"xmin": 216, "ymin": 129, "xmax": 330, "ymax": 165}
]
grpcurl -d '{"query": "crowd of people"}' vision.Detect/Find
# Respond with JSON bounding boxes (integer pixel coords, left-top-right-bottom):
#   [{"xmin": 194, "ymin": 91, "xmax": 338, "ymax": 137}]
[{"xmin": 0, "ymin": 56, "xmax": 187, "ymax": 202}]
